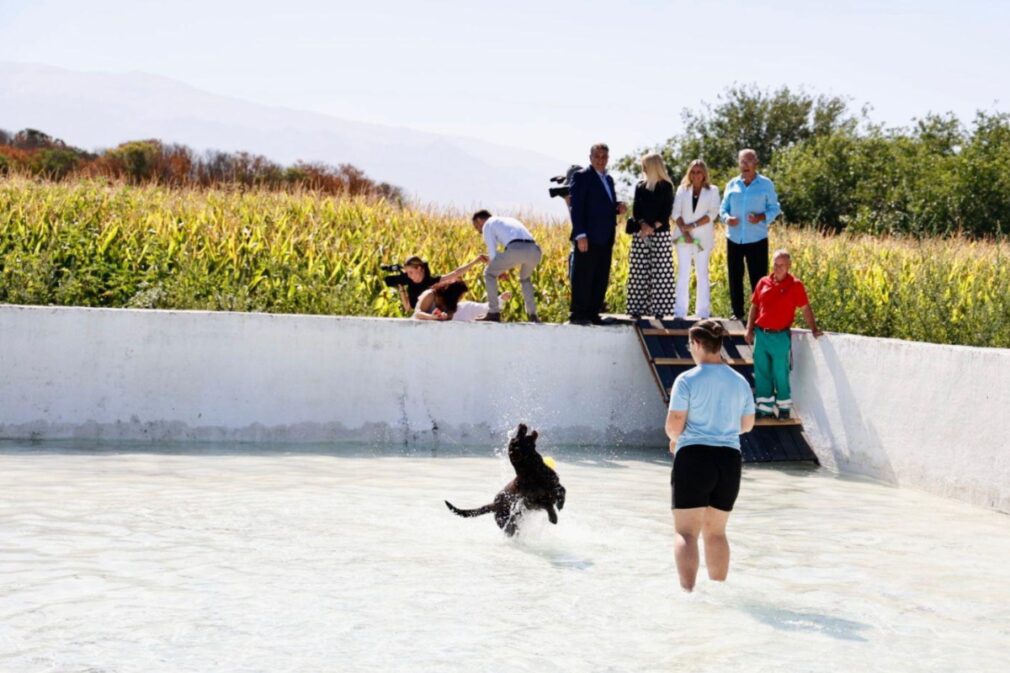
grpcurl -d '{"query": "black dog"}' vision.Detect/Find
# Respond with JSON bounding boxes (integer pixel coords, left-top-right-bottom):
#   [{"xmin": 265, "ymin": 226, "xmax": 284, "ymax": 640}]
[{"xmin": 445, "ymin": 424, "xmax": 566, "ymax": 536}]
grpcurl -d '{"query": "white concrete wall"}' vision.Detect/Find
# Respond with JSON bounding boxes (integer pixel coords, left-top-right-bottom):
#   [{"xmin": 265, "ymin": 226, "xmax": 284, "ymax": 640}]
[
  {"xmin": 791, "ymin": 332, "xmax": 1010, "ymax": 513},
  {"xmin": 0, "ymin": 305, "xmax": 667, "ymax": 447},
  {"xmin": 1, "ymin": 305, "xmax": 1007, "ymax": 511}
]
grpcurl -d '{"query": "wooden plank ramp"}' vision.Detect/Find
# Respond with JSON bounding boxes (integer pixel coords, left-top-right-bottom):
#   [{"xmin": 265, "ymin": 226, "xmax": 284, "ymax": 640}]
[{"xmin": 632, "ymin": 316, "xmax": 819, "ymax": 464}]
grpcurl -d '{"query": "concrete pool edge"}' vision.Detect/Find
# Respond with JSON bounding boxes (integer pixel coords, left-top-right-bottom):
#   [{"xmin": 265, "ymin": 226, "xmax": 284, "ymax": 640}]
[{"xmin": 1, "ymin": 304, "xmax": 1008, "ymax": 512}]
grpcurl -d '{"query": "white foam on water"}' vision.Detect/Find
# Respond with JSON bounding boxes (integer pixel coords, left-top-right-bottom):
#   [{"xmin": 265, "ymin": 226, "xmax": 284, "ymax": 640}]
[{"xmin": 1, "ymin": 445, "xmax": 1008, "ymax": 672}]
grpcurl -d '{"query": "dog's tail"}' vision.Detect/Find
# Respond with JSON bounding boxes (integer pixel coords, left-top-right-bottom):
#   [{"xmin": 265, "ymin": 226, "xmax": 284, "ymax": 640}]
[{"xmin": 445, "ymin": 500, "xmax": 495, "ymax": 518}]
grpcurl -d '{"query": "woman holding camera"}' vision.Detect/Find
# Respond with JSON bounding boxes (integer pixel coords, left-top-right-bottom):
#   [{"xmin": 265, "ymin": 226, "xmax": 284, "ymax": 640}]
[
  {"xmin": 626, "ymin": 153, "xmax": 676, "ymax": 320},
  {"xmin": 396, "ymin": 255, "xmax": 487, "ymax": 313}
]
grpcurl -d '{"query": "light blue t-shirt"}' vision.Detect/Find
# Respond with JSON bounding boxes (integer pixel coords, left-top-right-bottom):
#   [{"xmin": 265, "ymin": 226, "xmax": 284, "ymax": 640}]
[{"xmin": 669, "ymin": 364, "xmax": 756, "ymax": 452}]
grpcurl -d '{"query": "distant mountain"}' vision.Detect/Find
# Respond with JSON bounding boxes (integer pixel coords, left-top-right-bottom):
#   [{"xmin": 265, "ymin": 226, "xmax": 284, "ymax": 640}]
[{"xmin": 0, "ymin": 62, "xmax": 570, "ymax": 217}]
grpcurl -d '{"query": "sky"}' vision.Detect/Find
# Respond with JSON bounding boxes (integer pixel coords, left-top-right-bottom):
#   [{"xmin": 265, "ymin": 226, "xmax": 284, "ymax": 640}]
[{"xmin": 1, "ymin": 0, "xmax": 1009, "ymax": 163}]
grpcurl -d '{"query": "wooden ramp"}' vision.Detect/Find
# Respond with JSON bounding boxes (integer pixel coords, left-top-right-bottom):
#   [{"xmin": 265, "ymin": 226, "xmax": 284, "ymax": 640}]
[{"xmin": 632, "ymin": 317, "xmax": 819, "ymax": 464}]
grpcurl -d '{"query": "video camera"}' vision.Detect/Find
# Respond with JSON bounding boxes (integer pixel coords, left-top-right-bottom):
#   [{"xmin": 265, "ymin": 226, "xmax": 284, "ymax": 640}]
[
  {"xmin": 549, "ymin": 165, "xmax": 583, "ymax": 199},
  {"xmin": 381, "ymin": 263, "xmax": 409, "ymax": 288}
]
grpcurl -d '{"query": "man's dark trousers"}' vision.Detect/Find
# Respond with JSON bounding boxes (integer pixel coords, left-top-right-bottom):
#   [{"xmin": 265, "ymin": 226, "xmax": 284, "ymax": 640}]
[
  {"xmin": 727, "ymin": 237, "xmax": 769, "ymax": 319},
  {"xmin": 570, "ymin": 242, "xmax": 613, "ymax": 322}
]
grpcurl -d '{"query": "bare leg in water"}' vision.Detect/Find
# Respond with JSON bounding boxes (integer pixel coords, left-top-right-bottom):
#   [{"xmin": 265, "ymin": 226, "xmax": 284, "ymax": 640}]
[{"xmin": 673, "ymin": 506, "xmax": 731, "ymax": 591}]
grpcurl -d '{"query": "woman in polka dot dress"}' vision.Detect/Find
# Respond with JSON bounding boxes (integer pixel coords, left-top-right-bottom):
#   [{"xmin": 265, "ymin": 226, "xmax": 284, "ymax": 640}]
[{"xmin": 626, "ymin": 153, "xmax": 676, "ymax": 319}]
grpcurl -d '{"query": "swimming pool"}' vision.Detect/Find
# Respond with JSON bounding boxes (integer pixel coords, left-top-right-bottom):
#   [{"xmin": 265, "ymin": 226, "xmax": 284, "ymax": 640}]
[{"xmin": 1, "ymin": 442, "xmax": 1007, "ymax": 672}]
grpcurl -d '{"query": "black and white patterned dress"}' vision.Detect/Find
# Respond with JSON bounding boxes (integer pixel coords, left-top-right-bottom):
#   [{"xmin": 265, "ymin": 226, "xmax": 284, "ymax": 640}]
[{"xmin": 626, "ymin": 180, "xmax": 676, "ymax": 318}]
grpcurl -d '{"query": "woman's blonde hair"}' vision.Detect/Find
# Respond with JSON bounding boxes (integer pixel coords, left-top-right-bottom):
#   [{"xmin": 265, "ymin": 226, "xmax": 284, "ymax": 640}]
[
  {"xmin": 680, "ymin": 159, "xmax": 712, "ymax": 190},
  {"xmin": 640, "ymin": 153, "xmax": 672, "ymax": 190}
]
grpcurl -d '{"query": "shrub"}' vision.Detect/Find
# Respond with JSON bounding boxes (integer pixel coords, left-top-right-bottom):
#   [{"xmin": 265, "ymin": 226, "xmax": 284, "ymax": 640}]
[{"xmin": 30, "ymin": 148, "xmax": 82, "ymax": 180}]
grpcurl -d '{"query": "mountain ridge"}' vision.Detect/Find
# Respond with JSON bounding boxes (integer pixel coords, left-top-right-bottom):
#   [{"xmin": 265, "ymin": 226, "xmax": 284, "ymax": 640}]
[{"xmin": 0, "ymin": 61, "xmax": 570, "ymax": 216}]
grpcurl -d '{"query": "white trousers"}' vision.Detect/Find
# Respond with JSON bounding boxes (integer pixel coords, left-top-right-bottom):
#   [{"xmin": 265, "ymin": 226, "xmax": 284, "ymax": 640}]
[{"xmin": 674, "ymin": 239, "xmax": 712, "ymax": 319}]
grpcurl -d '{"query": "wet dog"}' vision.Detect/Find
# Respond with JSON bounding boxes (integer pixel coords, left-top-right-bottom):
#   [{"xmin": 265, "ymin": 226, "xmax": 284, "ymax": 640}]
[{"xmin": 445, "ymin": 424, "xmax": 566, "ymax": 536}]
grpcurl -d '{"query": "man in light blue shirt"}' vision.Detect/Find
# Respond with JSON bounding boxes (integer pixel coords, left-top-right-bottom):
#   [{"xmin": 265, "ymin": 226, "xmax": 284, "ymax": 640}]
[
  {"xmin": 665, "ymin": 320, "xmax": 756, "ymax": 592},
  {"xmin": 719, "ymin": 149, "xmax": 781, "ymax": 320}
]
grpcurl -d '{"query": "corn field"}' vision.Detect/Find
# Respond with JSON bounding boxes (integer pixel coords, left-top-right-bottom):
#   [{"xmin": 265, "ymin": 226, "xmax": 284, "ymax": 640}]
[{"xmin": 1, "ymin": 177, "xmax": 1008, "ymax": 347}]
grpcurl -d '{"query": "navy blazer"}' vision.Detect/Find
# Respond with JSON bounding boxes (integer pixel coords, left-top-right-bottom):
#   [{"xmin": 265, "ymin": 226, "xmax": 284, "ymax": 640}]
[{"xmin": 569, "ymin": 166, "xmax": 620, "ymax": 245}]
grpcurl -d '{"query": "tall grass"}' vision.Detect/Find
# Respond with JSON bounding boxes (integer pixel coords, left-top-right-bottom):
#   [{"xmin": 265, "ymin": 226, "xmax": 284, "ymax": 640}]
[{"xmin": 1, "ymin": 176, "xmax": 1008, "ymax": 347}]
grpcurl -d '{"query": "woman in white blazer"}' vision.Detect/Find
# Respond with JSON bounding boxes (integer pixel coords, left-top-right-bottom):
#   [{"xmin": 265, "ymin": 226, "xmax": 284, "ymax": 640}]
[{"xmin": 671, "ymin": 159, "xmax": 720, "ymax": 319}]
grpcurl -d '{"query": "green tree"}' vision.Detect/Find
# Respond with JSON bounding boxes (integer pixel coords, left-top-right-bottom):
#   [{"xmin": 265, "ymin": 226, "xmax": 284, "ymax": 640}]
[
  {"xmin": 772, "ymin": 112, "xmax": 1010, "ymax": 236},
  {"xmin": 14, "ymin": 128, "xmax": 61, "ymax": 150},
  {"xmin": 618, "ymin": 84, "xmax": 856, "ymax": 186}
]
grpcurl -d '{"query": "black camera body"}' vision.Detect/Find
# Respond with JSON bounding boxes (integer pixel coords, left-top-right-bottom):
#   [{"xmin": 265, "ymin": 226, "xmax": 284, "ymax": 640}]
[
  {"xmin": 381, "ymin": 263, "xmax": 408, "ymax": 288},
  {"xmin": 549, "ymin": 164, "xmax": 583, "ymax": 199}
]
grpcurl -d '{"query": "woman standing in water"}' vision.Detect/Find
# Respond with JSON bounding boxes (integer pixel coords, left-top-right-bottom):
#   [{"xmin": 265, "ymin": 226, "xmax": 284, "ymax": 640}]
[{"xmin": 665, "ymin": 320, "xmax": 755, "ymax": 591}]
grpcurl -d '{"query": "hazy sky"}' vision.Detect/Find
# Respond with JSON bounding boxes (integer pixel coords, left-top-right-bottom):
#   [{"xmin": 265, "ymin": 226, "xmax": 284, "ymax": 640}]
[{"xmin": 2, "ymin": 0, "xmax": 1008, "ymax": 162}]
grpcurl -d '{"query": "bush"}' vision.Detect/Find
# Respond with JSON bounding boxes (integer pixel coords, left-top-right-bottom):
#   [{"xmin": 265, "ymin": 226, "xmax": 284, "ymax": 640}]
[
  {"xmin": 30, "ymin": 148, "xmax": 82, "ymax": 180},
  {"xmin": 102, "ymin": 140, "xmax": 163, "ymax": 183}
]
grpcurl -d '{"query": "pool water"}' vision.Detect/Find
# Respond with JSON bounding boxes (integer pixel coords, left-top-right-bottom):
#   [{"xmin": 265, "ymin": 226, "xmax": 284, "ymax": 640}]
[{"xmin": 1, "ymin": 443, "xmax": 1008, "ymax": 672}]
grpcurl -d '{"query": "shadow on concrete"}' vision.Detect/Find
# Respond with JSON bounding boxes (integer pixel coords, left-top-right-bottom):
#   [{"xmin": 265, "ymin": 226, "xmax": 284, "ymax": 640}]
[{"xmin": 801, "ymin": 338, "xmax": 896, "ymax": 484}]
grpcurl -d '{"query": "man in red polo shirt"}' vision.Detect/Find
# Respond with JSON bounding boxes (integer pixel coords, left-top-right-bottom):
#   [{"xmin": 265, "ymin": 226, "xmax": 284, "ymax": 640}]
[{"xmin": 744, "ymin": 250, "xmax": 823, "ymax": 419}]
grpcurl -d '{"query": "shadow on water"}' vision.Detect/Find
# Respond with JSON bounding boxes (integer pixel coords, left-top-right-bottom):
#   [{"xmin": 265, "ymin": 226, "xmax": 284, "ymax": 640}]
[
  {"xmin": 739, "ymin": 601, "xmax": 872, "ymax": 642},
  {"xmin": 0, "ymin": 438, "xmax": 672, "ymax": 470},
  {"xmin": 745, "ymin": 463, "xmax": 821, "ymax": 479},
  {"xmin": 0, "ymin": 439, "xmax": 829, "ymax": 483}
]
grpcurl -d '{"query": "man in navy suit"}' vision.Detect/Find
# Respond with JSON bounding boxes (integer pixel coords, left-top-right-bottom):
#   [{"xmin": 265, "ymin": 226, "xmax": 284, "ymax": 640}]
[{"xmin": 568, "ymin": 143, "xmax": 627, "ymax": 325}]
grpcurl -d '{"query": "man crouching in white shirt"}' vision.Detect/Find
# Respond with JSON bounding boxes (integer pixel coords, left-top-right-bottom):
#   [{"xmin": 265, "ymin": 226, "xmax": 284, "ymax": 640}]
[{"xmin": 471, "ymin": 210, "xmax": 542, "ymax": 323}]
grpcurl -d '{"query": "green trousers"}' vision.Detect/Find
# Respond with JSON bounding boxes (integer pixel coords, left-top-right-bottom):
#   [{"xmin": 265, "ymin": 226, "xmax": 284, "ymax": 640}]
[{"xmin": 753, "ymin": 328, "xmax": 792, "ymax": 414}]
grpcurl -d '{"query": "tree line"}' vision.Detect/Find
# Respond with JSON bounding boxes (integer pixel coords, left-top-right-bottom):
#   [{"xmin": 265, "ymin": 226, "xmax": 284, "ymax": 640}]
[
  {"xmin": 617, "ymin": 85, "xmax": 1010, "ymax": 238},
  {"xmin": 0, "ymin": 128, "xmax": 404, "ymax": 203}
]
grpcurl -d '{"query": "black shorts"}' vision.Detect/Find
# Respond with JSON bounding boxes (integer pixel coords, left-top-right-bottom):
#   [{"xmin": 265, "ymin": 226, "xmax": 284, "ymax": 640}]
[{"xmin": 670, "ymin": 445, "xmax": 742, "ymax": 511}]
